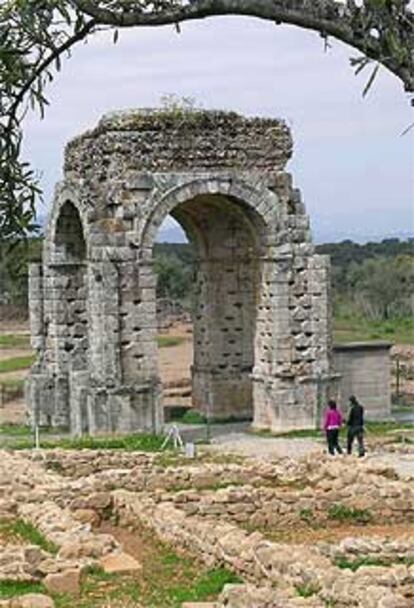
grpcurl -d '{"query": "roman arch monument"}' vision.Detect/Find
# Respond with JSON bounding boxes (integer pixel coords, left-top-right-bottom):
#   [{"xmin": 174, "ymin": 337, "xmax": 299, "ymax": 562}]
[{"xmin": 27, "ymin": 109, "xmax": 333, "ymax": 435}]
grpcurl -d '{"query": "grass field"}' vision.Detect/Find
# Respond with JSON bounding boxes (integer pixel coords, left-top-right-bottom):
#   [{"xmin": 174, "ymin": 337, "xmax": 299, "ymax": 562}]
[
  {"xmin": 0, "ymin": 355, "xmax": 35, "ymax": 374},
  {"xmin": 0, "ymin": 518, "xmax": 58, "ymax": 554},
  {"xmin": 157, "ymin": 335, "xmax": 186, "ymax": 348},
  {"xmin": 1, "ymin": 430, "xmax": 167, "ymax": 451},
  {"xmin": 0, "ymin": 334, "xmax": 30, "ymax": 349},
  {"xmin": 333, "ymin": 316, "xmax": 413, "ymax": 344}
]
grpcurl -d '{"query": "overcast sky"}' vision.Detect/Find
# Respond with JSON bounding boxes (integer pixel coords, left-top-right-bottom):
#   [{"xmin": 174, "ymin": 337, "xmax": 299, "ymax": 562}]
[{"xmin": 22, "ymin": 15, "xmax": 413, "ymax": 243}]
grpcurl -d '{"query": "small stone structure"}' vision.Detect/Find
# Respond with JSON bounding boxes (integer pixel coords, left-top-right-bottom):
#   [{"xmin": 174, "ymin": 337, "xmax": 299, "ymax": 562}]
[
  {"xmin": 27, "ymin": 109, "xmax": 333, "ymax": 435},
  {"xmin": 333, "ymin": 342, "xmax": 392, "ymax": 419}
]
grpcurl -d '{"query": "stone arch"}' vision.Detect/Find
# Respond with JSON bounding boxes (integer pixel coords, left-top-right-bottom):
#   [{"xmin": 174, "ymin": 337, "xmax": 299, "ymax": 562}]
[
  {"xmin": 45, "ymin": 187, "xmax": 90, "ymax": 265},
  {"xmin": 54, "ymin": 201, "xmax": 86, "ymax": 262},
  {"xmin": 138, "ymin": 177, "xmax": 282, "ymax": 421},
  {"xmin": 35, "ymin": 192, "xmax": 91, "ymax": 430},
  {"xmin": 28, "ymin": 109, "xmax": 332, "ymax": 435},
  {"xmin": 140, "ymin": 176, "xmax": 281, "ymax": 255}
]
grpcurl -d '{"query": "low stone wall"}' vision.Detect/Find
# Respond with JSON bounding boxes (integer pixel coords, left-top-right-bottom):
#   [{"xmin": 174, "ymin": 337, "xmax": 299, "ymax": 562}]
[
  {"xmin": 171, "ymin": 472, "xmax": 414, "ymax": 527},
  {"xmin": 2, "ymin": 448, "xmax": 413, "ymax": 607},
  {"xmin": 30, "ymin": 450, "xmax": 154, "ymax": 478},
  {"xmin": 0, "ymin": 451, "xmax": 119, "ymax": 594},
  {"xmin": 113, "ymin": 490, "xmax": 414, "ymax": 608},
  {"xmin": 31, "ymin": 449, "xmax": 312, "ymax": 490},
  {"xmin": 333, "ymin": 342, "xmax": 392, "ymax": 419}
]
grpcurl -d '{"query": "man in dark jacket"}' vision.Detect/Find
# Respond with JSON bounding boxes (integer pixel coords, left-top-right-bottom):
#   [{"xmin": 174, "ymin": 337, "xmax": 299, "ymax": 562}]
[{"xmin": 347, "ymin": 395, "xmax": 365, "ymax": 457}]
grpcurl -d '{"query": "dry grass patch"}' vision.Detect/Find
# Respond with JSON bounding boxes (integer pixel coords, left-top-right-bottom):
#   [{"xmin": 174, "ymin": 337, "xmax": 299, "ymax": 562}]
[{"xmin": 247, "ymin": 521, "xmax": 414, "ymax": 545}]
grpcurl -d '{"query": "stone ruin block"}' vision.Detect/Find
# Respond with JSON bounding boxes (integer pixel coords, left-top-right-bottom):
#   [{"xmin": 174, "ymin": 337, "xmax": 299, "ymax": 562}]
[{"xmin": 28, "ymin": 109, "xmax": 333, "ymax": 434}]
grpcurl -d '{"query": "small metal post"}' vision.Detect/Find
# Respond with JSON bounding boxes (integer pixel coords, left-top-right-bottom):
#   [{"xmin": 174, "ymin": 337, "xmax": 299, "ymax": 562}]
[
  {"xmin": 315, "ymin": 373, "xmax": 323, "ymax": 430},
  {"xmin": 34, "ymin": 425, "xmax": 40, "ymax": 450},
  {"xmin": 395, "ymin": 356, "xmax": 400, "ymax": 401},
  {"xmin": 206, "ymin": 392, "xmax": 212, "ymax": 443}
]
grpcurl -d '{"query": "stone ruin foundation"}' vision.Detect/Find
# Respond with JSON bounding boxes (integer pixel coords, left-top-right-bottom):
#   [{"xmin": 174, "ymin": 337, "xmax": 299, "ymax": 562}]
[{"xmin": 27, "ymin": 109, "xmax": 334, "ymax": 435}]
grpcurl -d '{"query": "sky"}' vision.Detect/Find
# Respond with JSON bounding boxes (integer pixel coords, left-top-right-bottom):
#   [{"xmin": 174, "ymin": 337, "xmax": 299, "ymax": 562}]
[{"xmin": 22, "ymin": 14, "xmax": 414, "ymax": 244}]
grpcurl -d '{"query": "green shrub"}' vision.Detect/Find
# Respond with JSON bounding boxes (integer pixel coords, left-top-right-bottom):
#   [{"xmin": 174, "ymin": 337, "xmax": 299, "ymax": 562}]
[
  {"xmin": 295, "ymin": 582, "xmax": 320, "ymax": 598},
  {"xmin": 157, "ymin": 336, "xmax": 186, "ymax": 348},
  {"xmin": 168, "ymin": 567, "xmax": 242, "ymax": 603},
  {"xmin": 328, "ymin": 503, "xmax": 372, "ymax": 524},
  {"xmin": 0, "ymin": 519, "xmax": 58, "ymax": 554},
  {"xmin": 0, "ymin": 580, "xmax": 46, "ymax": 599},
  {"xmin": 299, "ymin": 507, "xmax": 314, "ymax": 523},
  {"xmin": 181, "ymin": 410, "xmax": 207, "ymax": 424}
]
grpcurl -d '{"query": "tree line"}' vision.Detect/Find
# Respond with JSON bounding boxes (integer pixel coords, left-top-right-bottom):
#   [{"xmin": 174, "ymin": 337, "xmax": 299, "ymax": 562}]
[
  {"xmin": 154, "ymin": 239, "xmax": 414, "ymax": 322},
  {"xmin": 0, "ymin": 238, "xmax": 412, "ymax": 323},
  {"xmin": 317, "ymin": 239, "xmax": 413, "ymax": 320}
]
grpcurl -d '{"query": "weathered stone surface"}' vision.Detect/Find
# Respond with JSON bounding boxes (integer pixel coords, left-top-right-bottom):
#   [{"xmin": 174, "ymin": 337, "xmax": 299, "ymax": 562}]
[
  {"xmin": 9, "ymin": 595, "xmax": 55, "ymax": 608},
  {"xmin": 0, "ymin": 444, "xmax": 413, "ymax": 608},
  {"xmin": 27, "ymin": 108, "xmax": 332, "ymax": 435},
  {"xmin": 44, "ymin": 568, "xmax": 80, "ymax": 596},
  {"xmin": 100, "ymin": 552, "xmax": 141, "ymax": 573},
  {"xmin": 71, "ymin": 508, "xmax": 101, "ymax": 527}
]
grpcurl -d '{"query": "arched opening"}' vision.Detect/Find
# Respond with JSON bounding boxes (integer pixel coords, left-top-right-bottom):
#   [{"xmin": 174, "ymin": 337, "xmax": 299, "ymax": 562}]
[
  {"xmin": 46, "ymin": 201, "xmax": 89, "ymax": 429},
  {"xmin": 154, "ymin": 217, "xmax": 194, "ymax": 421},
  {"xmin": 54, "ymin": 201, "xmax": 86, "ymax": 263},
  {"xmin": 152, "ymin": 192, "xmax": 266, "ymax": 422}
]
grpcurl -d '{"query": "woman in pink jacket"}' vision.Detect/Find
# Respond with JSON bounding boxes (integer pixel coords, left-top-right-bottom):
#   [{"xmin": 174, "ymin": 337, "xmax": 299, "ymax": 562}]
[{"xmin": 323, "ymin": 399, "xmax": 343, "ymax": 455}]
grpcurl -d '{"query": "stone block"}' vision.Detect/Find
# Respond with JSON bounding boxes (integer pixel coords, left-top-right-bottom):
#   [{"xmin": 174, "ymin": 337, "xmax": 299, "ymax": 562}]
[
  {"xmin": 100, "ymin": 552, "xmax": 141, "ymax": 573},
  {"xmin": 10, "ymin": 595, "xmax": 55, "ymax": 608},
  {"xmin": 44, "ymin": 569, "xmax": 80, "ymax": 596}
]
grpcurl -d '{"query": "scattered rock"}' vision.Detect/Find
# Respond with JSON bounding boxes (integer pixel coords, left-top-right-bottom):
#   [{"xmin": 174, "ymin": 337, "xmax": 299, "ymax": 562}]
[
  {"xmin": 100, "ymin": 551, "xmax": 141, "ymax": 573},
  {"xmin": 71, "ymin": 508, "xmax": 101, "ymax": 527},
  {"xmin": 44, "ymin": 568, "xmax": 80, "ymax": 596},
  {"xmin": 10, "ymin": 595, "xmax": 55, "ymax": 608}
]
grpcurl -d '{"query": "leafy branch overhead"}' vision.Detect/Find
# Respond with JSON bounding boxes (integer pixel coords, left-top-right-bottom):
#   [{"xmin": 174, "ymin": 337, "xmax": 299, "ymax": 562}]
[{"xmin": 1, "ymin": 0, "xmax": 413, "ymax": 240}]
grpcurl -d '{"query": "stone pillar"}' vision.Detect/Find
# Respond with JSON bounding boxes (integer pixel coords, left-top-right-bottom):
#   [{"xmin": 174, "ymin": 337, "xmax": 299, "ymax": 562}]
[
  {"xmin": 192, "ymin": 256, "xmax": 256, "ymax": 421},
  {"xmin": 252, "ymin": 251, "xmax": 332, "ymax": 432},
  {"xmin": 84, "ymin": 259, "xmax": 162, "ymax": 434},
  {"xmin": 69, "ymin": 370, "xmax": 90, "ymax": 436},
  {"xmin": 118, "ymin": 260, "xmax": 162, "ymax": 432},
  {"xmin": 28, "ymin": 263, "xmax": 44, "ymax": 353},
  {"xmin": 85, "ymin": 260, "xmax": 121, "ymax": 434},
  {"xmin": 88, "ymin": 261, "xmax": 121, "ymax": 384}
]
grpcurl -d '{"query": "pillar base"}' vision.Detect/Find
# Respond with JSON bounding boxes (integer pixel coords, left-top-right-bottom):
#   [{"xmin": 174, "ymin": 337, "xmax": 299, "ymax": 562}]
[{"xmin": 192, "ymin": 367, "xmax": 253, "ymax": 421}]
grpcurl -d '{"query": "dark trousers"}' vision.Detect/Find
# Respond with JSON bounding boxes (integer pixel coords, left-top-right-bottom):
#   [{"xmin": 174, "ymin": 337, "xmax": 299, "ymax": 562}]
[
  {"xmin": 347, "ymin": 426, "xmax": 365, "ymax": 456},
  {"xmin": 326, "ymin": 429, "xmax": 343, "ymax": 455}
]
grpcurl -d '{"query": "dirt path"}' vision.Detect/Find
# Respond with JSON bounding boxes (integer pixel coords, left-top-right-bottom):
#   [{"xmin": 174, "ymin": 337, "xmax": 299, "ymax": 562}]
[
  {"xmin": 264, "ymin": 522, "xmax": 414, "ymax": 544},
  {"xmin": 209, "ymin": 431, "xmax": 320, "ymax": 459},
  {"xmin": 158, "ymin": 327, "xmax": 192, "ymax": 386},
  {"xmin": 0, "ymin": 347, "xmax": 31, "ymax": 362},
  {"xmin": 0, "ymin": 398, "xmax": 26, "ymax": 425}
]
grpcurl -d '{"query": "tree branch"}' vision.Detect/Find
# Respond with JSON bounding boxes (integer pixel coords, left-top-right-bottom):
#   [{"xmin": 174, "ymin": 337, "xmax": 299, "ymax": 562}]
[
  {"xmin": 7, "ymin": 19, "xmax": 96, "ymax": 131},
  {"xmin": 73, "ymin": 0, "xmax": 414, "ymax": 91}
]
